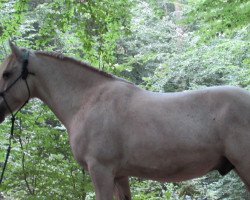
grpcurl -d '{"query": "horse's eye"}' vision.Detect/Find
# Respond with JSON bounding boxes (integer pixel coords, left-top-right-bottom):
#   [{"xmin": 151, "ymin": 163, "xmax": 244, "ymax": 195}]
[{"xmin": 2, "ymin": 71, "xmax": 12, "ymax": 80}]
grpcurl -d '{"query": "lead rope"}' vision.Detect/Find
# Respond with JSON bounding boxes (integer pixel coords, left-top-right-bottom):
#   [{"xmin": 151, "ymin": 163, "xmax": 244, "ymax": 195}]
[
  {"xmin": 0, "ymin": 51, "xmax": 33, "ymax": 185},
  {"xmin": 0, "ymin": 113, "xmax": 15, "ymax": 184}
]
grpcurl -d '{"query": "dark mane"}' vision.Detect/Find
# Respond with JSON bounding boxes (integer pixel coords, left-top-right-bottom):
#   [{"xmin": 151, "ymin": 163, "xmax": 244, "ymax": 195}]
[{"xmin": 35, "ymin": 51, "xmax": 115, "ymax": 79}]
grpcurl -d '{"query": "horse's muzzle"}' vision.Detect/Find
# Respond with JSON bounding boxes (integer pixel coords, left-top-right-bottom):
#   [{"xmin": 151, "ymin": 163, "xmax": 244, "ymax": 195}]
[
  {"xmin": 0, "ymin": 115, "xmax": 5, "ymax": 123},
  {"xmin": 0, "ymin": 103, "xmax": 7, "ymax": 123}
]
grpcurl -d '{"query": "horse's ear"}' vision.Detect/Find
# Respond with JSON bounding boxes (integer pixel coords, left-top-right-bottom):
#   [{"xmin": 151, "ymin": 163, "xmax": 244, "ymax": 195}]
[{"xmin": 9, "ymin": 40, "xmax": 23, "ymax": 61}]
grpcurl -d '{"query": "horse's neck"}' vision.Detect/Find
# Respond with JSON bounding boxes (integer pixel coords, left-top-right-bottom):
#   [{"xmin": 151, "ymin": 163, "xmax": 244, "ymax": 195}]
[{"xmin": 32, "ymin": 55, "xmax": 110, "ymax": 128}]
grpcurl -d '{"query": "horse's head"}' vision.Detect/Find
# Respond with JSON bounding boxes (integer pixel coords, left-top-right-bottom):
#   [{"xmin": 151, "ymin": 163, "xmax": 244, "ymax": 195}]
[{"xmin": 0, "ymin": 42, "xmax": 34, "ymax": 123}]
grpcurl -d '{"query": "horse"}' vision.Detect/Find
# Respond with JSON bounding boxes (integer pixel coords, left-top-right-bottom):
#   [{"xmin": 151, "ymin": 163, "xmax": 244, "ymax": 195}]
[{"xmin": 0, "ymin": 42, "xmax": 249, "ymax": 200}]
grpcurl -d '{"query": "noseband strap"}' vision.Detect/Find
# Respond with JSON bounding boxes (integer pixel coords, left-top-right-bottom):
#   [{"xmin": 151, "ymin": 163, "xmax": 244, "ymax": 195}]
[{"xmin": 0, "ymin": 50, "xmax": 34, "ymax": 184}]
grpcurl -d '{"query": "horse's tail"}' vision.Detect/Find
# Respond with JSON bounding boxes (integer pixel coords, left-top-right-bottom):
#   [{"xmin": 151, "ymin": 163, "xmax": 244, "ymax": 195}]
[{"xmin": 114, "ymin": 180, "xmax": 129, "ymax": 200}]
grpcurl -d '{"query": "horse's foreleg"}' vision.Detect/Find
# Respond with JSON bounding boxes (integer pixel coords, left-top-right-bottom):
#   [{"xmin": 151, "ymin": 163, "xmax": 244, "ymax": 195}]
[
  {"xmin": 88, "ymin": 163, "xmax": 114, "ymax": 200},
  {"xmin": 114, "ymin": 177, "xmax": 131, "ymax": 200}
]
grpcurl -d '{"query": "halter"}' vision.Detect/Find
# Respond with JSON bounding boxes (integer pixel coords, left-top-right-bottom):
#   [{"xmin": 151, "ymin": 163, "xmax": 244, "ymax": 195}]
[{"xmin": 0, "ymin": 50, "xmax": 35, "ymax": 184}]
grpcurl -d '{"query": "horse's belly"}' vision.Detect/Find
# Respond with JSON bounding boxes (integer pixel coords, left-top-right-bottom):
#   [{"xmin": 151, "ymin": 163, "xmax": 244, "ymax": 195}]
[
  {"xmin": 120, "ymin": 156, "xmax": 217, "ymax": 182},
  {"xmin": 118, "ymin": 96, "xmax": 223, "ymax": 181},
  {"xmin": 118, "ymin": 137, "xmax": 221, "ymax": 182}
]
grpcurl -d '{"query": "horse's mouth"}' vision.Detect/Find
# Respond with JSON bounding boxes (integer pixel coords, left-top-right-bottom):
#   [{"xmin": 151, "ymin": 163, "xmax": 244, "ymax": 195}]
[
  {"xmin": 0, "ymin": 105, "xmax": 7, "ymax": 123},
  {"xmin": 0, "ymin": 115, "xmax": 5, "ymax": 123},
  {"xmin": 0, "ymin": 109, "xmax": 6, "ymax": 123}
]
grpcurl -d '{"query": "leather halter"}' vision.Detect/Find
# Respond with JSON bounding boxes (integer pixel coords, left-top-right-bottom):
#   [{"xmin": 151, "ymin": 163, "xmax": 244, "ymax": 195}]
[{"xmin": 0, "ymin": 51, "xmax": 33, "ymax": 113}]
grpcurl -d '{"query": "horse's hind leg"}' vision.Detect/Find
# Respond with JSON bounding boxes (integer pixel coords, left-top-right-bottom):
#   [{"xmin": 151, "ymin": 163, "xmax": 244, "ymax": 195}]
[
  {"xmin": 114, "ymin": 177, "xmax": 131, "ymax": 200},
  {"xmin": 225, "ymin": 133, "xmax": 250, "ymax": 191},
  {"xmin": 234, "ymin": 163, "xmax": 250, "ymax": 191}
]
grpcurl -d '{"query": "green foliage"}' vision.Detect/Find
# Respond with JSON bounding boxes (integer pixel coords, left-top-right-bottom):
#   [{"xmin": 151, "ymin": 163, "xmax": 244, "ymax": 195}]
[
  {"xmin": 147, "ymin": 35, "xmax": 250, "ymax": 92},
  {"xmin": 0, "ymin": 0, "xmax": 132, "ymax": 68},
  {"xmin": 116, "ymin": 0, "xmax": 180, "ymax": 84},
  {"xmin": 186, "ymin": 0, "xmax": 250, "ymax": 40},
  {"xmin": 0, "ymin": 0, "xmax": 30, "ymax": 43},
  {"xmin": 31, "ymin": 0, "xmax": 131, "ymax": 69},
  {"xmin": 131, "ymin": 178, "xmax": 177, "ymax": 200}
]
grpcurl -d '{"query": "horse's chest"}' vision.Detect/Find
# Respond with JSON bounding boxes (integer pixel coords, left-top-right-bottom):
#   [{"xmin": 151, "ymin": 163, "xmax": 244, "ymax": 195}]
[
  {"xmin": 69, "ymin": 125, "xmax": 123, "ymax": 171},
  {"xmin": 68, "ymin": 130, "xmax": 90, "ymax": 169}
]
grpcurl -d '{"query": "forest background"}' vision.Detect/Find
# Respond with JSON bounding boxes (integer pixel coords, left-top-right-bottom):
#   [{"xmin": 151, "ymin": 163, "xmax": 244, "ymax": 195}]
[{"xmin": 0, "ymin": 0, "xmax": 249, "ymax": 199}]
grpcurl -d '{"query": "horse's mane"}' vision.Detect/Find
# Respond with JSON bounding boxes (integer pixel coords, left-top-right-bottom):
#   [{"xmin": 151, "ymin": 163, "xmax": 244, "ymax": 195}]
[
  {"xmin": 34, "ymin": 51, "xmax": 133, "ymax": 85},
  {"xmin": 35, "ymin": 51, "xmax": 115, "ymax": 79}
]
